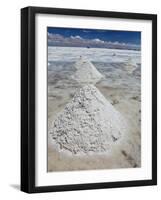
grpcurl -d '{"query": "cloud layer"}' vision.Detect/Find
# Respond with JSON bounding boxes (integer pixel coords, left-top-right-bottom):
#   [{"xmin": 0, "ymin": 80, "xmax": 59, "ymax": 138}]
[{"xmin": 48, "ymin": 33, "xmax": 140, "ymax": 51}]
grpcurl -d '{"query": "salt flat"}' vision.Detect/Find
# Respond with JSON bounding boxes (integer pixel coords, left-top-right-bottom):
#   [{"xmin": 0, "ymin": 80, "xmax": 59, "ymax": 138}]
[
  {"xmin": 48, "ymin": 46, "xmax": 141, "ymax": 172},
  {"xmin": 48, "ymin": 46, "xmax": 140, "ymax": 63}
]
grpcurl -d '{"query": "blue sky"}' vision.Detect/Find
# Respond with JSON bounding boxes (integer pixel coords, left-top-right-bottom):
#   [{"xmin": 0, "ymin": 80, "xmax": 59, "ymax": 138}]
[{"xmin": 48, "ymin": 27, "xmax": 141, "ymax": 45}]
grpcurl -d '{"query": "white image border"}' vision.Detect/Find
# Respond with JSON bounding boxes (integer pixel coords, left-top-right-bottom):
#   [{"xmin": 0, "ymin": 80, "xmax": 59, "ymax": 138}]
[{"xmin": 35, "ymin": 14, "xmax": 152, "ymax": 186}]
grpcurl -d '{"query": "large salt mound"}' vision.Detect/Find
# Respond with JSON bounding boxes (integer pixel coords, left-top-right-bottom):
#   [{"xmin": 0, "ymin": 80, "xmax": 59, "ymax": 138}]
[
  {"xmin": 49, "ymin": 85, "xmax": 128, "ymax": 155},
  {"xmin": 72, "ymin": 57, "xmax": 103, "ymax": 84}
]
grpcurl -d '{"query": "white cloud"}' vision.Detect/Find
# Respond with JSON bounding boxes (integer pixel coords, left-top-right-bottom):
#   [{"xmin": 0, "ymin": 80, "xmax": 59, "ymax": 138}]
[
  {"xmin": 92, "ymin": 38, "xmax": 105, "ymax": 43},
  {"xmin": 113, "ymin": 41, "xmax": 119, "ymax": 45},
  {"xmin": 82, "ymin": 30, "xmax": 91, "ymax": 33},
  {"xmin": 70, "ymin": 35, "xmax": 82, "ymax": 39},
  {"xmin": 48, "ymin": 33, "xmax": 140, "ymax": 50}
]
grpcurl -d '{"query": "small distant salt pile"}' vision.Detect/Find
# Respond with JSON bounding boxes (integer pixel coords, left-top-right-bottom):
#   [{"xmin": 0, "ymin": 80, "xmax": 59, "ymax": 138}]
[
  {"xmin": 73, "ymin": 56, "xmax": 87, "ymax": 70},
  {"xmin": 72, "ymin": 56, "xmax": 103, "ymax": 84},
  {"xmin": 124, "ymin": 58, "xmax": 137, "ymax": 74},
  {"xmin": 49, "ymin": 85, "xmax": 128, "ymax": 155}
]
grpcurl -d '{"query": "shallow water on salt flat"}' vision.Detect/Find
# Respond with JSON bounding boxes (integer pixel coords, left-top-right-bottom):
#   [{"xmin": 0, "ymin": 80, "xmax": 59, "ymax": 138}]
[{"xmin": 47, "ymin": 46, "xmax": 141, "ymax": 172}]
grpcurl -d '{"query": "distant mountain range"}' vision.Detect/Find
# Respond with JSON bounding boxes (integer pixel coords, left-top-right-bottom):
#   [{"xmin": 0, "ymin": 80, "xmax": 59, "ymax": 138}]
[{"xmin": 48, "ymin": 33, "xmax": 141, "ymax": 51}]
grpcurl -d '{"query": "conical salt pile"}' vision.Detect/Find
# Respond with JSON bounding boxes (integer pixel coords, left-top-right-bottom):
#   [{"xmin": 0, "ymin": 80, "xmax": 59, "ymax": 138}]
[
  {"xmin": 72, "ymin": 57, "xmax": 103, "ymax": 84},
  {"xmin": 124, "ymin": 58, "xmax": 137, "ymax": 74},
  {"xmin": 49, "ymin": 85, "xmax": 128, "ymax": 155},
  {"xmin": 73, "ymin": 56, "xmax": 87, "ymax": 69}
]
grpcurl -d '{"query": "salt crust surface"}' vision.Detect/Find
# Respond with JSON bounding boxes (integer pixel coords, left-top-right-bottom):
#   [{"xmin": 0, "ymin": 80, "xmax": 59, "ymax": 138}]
[
  {"xmin": 124, "ymin": 58, "xmax": 137, "ymax": 74},
  {"xmin": 49, "ymin": 85, "xmax": 128, "ymax": 155},
  {"xmin": 72, "ymin": 57, "xmax": 103, "ymax": 84}
]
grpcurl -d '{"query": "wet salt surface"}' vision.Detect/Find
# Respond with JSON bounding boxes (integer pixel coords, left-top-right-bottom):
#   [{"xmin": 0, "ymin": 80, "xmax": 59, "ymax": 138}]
[
  {"xmin": 48, "ymin": 47, "xmax": 141, "ymax": 171},
  {"xmin": 48, "ymin": 47, "xmax": 140, "ymax": 63}
]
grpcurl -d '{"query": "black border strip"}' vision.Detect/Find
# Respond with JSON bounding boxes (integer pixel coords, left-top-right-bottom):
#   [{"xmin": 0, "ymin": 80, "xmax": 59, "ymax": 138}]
[{"xmin": 21, "ymin": 6, "xmax": 157, "ymax": 193}]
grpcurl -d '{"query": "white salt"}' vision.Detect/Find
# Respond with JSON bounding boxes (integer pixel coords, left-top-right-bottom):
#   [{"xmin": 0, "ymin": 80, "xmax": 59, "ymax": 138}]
[
  {"xmin": 124, "ymin": 58, "xmax": 137, "ymax": 74},
  {"xmin": 49, "ymin": 85, "xmax": 128, "ymax": 155},
  {"xmin": 72, "ymin": 57, "xmax": 103, "ymax": 84}
]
